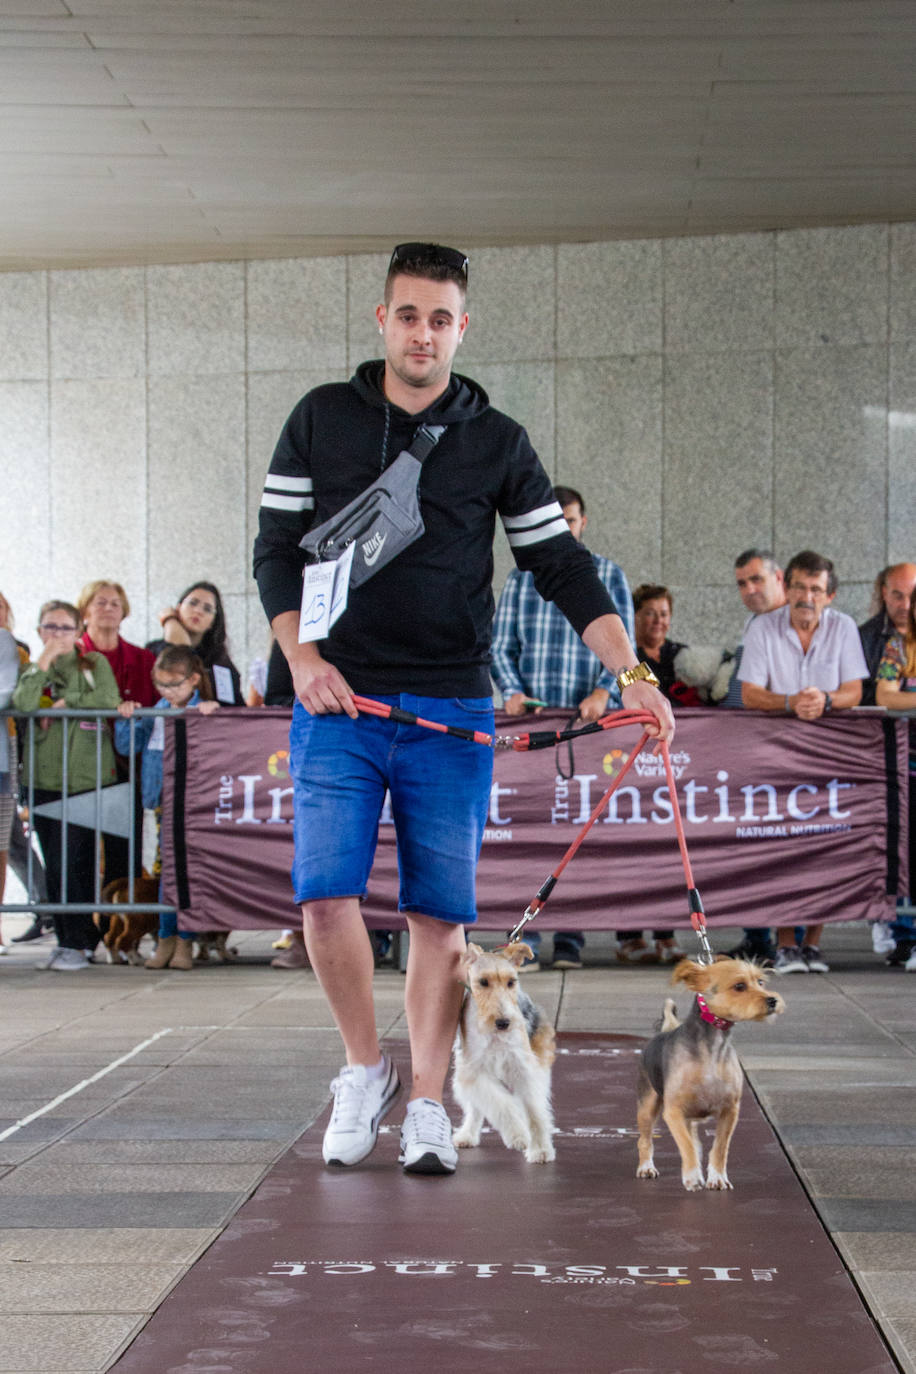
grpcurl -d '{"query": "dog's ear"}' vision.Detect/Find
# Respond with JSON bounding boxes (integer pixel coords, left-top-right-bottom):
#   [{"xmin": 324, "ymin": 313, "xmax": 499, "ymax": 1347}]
[
  {"xmin": 670, "ymin": 959, "xmax": 709, "ymax": 990},
  {"xmin": 503, "ymin": 941, "xmax": 533, "ymax": 968},
  {"xmin": 463, "ymin": 943, "xmax": 484, "ymax": 969}
]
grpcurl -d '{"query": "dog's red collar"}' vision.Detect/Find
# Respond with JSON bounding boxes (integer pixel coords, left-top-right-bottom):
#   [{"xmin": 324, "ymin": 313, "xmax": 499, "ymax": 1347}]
[{"xmin": 696, "ymin": 993, "xmax": 732, "ymax": 1030}]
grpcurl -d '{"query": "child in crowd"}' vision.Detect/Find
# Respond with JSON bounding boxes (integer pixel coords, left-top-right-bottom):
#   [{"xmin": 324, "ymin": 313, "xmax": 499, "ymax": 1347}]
[{"xmin": 115, "ymin": 644, "xmax": 219, "ymax": 970}]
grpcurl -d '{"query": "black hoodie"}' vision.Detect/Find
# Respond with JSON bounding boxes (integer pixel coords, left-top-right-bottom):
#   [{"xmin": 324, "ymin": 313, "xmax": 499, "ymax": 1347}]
[{"xmin": 253, "ymin": 361, "xmax": 617, "ymax": 697}]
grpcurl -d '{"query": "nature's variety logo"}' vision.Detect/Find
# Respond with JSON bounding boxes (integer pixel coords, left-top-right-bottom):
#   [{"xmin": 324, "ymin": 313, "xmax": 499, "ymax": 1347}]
[
  {"xmin": 602, "ymin": 748, "xmax": 629, "ymax": 777},
  {"xmin": 267, "ymin": 749, "xmax": 290, "ymax": 779}
]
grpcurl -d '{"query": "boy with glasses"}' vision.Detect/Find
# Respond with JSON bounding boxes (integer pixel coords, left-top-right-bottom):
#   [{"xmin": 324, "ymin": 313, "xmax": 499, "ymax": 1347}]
[
  {"xmin": 254, "ymin": 242, "xmax": 673, "ymax": 1176},
  {"xmin": 738, "ymin": 550, "xmax": 868, "ymax": 973}
]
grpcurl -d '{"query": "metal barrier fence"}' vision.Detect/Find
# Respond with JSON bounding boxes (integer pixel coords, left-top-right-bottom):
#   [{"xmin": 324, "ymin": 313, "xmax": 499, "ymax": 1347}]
[{"xmin": 2, "ymin": 707, "xmax": 179, "ymax": 914}]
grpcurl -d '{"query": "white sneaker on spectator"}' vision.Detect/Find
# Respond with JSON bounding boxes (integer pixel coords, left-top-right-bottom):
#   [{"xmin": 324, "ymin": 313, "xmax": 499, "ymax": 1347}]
[
  {"xmin": 322, "ymin": 1057, "xmax": 400, "ymax": 1167},
  {"xmin": 905, "ymin": 950, "xmax": 916, "ymax": 973},
  {"xmin": 870, "ymin": 921, "xmax": 896, "ymax": 955},
  {"xmin": 773, "ymin": 946, "xmax": 808, "ymax": 974},
  {"xmin": 802, "ymin": 945, "xmax": 829, "ymax": 974},
  {"xmin": 399, "ymin": 1098, "xmax": 458, "ymax": 1175},
  {"xmin": 49, "ymin": 947, "xmax": 89, "ymax": 972}
]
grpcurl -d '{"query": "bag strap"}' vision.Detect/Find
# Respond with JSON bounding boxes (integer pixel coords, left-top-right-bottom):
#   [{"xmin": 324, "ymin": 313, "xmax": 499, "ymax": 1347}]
[{"xmin": 406, "ymin": 423, "xmax": 446, "ymax": 463}]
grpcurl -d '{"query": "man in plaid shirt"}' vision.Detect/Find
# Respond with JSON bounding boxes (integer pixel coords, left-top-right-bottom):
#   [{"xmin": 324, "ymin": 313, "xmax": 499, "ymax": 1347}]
[
  {"xmin": 490, "ymin": 484, "xmax": 636, "ymax": 970},
  {"xmin": 492, "ymin": 485, "xmax": 636, "ymax": 721}
]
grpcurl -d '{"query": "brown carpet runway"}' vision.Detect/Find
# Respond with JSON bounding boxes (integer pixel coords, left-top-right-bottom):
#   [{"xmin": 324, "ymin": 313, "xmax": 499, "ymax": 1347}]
[{"xmin": 112, "ymin": 1034, "xmax": 896, "ymax": 1373}]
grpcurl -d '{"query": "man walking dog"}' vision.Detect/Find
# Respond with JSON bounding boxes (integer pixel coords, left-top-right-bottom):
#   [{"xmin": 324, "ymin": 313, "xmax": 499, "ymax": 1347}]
[{"xmin": 253, "ymin": 242, "xmax": 674, "ymax": 1177}]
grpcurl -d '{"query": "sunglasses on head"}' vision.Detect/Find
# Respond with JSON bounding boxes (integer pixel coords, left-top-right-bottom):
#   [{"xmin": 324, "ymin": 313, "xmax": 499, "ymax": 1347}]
[{"xmin": 388, "ymin": 242, "xmax": 469, "ymax": 279}]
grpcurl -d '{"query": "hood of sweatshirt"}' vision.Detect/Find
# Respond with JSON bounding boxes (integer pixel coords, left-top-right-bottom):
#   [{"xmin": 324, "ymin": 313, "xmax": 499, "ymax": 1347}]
[{"xmin": 351, "ymin": 360, "xmax": 490, "ymax": 427}]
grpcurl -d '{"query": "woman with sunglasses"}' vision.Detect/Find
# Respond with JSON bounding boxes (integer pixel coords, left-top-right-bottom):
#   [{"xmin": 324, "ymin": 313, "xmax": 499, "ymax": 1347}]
[
  {"xmin": 12, "ymin": 601, "xmax": 120, "ymax": 970},
  {"xmin": 147, "ymin": 581, "xmax": 243, "ymax": 705}
]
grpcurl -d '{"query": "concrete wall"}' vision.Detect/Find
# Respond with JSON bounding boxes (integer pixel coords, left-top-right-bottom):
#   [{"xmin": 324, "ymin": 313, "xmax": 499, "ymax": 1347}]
[{"xmin": 2, "ymin": 221, "xmax": 914, "ymax": 680}]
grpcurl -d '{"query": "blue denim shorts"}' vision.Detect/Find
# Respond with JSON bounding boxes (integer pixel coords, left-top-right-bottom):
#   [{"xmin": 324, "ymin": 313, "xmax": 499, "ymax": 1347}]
[{"xmin": 289, "ymin": 695, "xmax": 495, "ymax": 924}]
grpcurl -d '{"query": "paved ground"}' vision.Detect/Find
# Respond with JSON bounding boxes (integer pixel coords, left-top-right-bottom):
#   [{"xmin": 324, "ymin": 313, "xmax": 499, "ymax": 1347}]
[{"xmin": 0, "ymin": 916, "xmax": 912, "ymax": 1373}]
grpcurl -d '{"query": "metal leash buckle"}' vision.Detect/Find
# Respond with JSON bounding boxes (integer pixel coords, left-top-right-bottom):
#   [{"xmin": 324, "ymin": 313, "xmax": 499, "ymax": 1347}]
[
  {"xmin": 508, "ymin": 904, "xmax": 538, "ymax": 944},
  {"xmin": 695, "ymin": 924, "xmax": 716, "ymax": 966}
]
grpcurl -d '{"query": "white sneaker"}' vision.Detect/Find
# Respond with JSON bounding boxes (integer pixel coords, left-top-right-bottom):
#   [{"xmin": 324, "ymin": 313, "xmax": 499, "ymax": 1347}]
[
  {"xmin": 802, "ymin": 945, "xmax": 829, "ymax": 974},
  {"xmin": 399, "ymin": 1098, "xmax": 458, "ymax": 1175},
  {"xmin": 871, "ymin": 921, "xmax": 896, "ymax": 955},
  {"xmin": 905, "ymin": 950, "xmax": 916, "ymax": 972},
  {"xmin": 48, "ymin": 947, "xmax": 89, "ymax": 972},
  {"xmin": 772, "ymin": 945, "xmax": 808, "ymax": 975},
  {"xmin": 322, "ymin": 1057, "xmax": 400, "ymax": 1167}
]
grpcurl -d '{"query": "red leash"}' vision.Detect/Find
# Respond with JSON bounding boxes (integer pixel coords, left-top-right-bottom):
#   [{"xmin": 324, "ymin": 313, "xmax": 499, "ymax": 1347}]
[
  {"xmin": 352, "ymin": 695, "xmax": 714, "ymax": 963},
  {"xmin": 506, "ymin": 715, "xmax": 714, "ymax": 964}
]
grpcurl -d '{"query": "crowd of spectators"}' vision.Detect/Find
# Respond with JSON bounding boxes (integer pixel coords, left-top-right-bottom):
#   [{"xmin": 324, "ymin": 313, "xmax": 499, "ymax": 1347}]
[{"xmin": 1, "ymin": 547, "xmax": 913, "ymax": 973}]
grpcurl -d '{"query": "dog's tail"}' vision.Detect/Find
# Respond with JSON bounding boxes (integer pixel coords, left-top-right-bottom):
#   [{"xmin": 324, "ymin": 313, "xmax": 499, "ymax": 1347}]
[{"xmin": 660, "ymin": 997, "xmax": 680, "ymax": 1032}]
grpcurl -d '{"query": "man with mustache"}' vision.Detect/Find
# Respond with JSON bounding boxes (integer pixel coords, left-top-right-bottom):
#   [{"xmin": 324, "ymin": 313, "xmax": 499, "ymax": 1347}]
[{"xmin": 737, "ymin": 549, "xmax": 868, "ymax": 974}]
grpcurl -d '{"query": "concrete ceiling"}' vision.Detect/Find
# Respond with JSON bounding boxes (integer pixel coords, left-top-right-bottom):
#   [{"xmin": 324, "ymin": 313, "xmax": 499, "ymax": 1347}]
[{"xmin": 3, "ymin": 0, "xmax": 916, "ymax": 271}]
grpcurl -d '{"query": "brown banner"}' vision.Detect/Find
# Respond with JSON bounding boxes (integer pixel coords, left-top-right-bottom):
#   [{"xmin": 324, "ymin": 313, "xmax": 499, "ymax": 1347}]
[{"xmin": 161, "ymin": 708, "xmax": 908, "ymax": 933}]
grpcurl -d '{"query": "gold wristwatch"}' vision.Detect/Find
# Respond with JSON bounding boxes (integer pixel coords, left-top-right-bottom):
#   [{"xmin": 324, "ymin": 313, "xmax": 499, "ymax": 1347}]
[{"xmin": 616, "ymin": 662, "xmax": 661, "ymax": 692}]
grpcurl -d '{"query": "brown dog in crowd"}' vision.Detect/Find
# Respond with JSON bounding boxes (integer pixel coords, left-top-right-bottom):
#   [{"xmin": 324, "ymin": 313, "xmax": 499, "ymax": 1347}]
[
  {"xmin": 636, "ymin": 956, "xmax": 784, "ymax": 1191},
  {"xmin": 94, "ymin": 875, "xmax": 160, "ymax": 965},
  {"xmin": 193, "ymin": 931, "xmax": 239, "ymax": 963}
]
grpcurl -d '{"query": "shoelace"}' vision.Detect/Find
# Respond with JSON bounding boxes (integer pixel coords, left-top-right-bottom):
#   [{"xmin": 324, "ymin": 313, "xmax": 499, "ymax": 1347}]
[
  {"xmin": 328, "ymin": 1070, "xmax": 369, "ymax": 1131},
  {"xmin": 403, "ymin": 1101, "xmax": 451, "ymax": 1147}
]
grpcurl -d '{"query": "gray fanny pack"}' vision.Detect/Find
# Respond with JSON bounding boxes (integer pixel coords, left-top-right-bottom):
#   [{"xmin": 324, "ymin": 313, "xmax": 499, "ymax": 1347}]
[{"xmin": 299, "ymin": 424, "xmax": 445, "ymax": 589}]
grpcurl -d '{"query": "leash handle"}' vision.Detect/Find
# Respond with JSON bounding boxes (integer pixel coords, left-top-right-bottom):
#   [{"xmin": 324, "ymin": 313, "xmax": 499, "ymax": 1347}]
[
  {"xmin": 507, "ymin": 707, "xmax": 659, "ymax": 753},
  {"xmin": 352, "ymin": 694, "xmax": 494, "ymax": 746}
]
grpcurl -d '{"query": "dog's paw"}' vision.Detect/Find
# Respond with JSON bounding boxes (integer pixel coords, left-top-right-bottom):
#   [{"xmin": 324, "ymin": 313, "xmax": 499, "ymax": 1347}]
[
  {"xmin": 636, "ymin": 1163, "xmax": 659, "ymax": 1180},
  {"xmin": 682, "ymin": 1170, "xmax": 706, "ymax": 1192},
  {"xmin": 525, "ymin": 1145, "xmax": 556, "ymax": 1164},
  {"xmin": 705, "ymin": 1169, "xmax": 733, "ymax": 1191},
  {"xmin": 452, "ymin": 1131, "xmax": 478, "ymax": 1150}
]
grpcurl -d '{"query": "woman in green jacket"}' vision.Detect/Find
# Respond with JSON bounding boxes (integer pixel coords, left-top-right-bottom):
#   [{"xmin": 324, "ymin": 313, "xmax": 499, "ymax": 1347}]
[{"xmin": 13, "ymin": 600, "xmax": 120, "ymax": 970}]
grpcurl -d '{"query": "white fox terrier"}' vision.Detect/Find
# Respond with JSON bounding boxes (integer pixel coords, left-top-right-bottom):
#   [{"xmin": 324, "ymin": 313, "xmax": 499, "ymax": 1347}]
[{"xmin": 452, "ymin": 941, "xmax": 556, "ymax": 1164}]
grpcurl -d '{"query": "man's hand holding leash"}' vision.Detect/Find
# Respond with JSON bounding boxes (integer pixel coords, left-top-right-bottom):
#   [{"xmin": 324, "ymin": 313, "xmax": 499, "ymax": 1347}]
[
  {"xmin": 582, "ymin": 611, "xmax": 675, "ymax": 744},
  {"xmin": 271, "ymin": 610, "xmax": 358, "ymax": 718}
]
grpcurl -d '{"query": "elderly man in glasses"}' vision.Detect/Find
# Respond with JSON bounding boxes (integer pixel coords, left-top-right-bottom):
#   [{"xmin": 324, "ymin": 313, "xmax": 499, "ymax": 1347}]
[
  {"xmin": 737, "ymin": 549, "xmax": 868, "ymax": 976},
  {"xmin": 254, "ymin": 241, "xmax": 674, "ymax": 1178}
]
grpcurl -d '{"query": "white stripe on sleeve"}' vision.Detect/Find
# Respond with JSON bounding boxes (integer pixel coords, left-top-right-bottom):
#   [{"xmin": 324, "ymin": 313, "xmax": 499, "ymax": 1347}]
[
  {"xmin": 501, "ymin": 500, "xmax": 570, "ymax": 548},
  {"xmin": 264, "ymin": 475, "xmax": 313, "ymax": 493},
  {"xmin": 502, "ymin": 502, "xmax": 564, "ymax": 533},
  {"xmin": 260, "ymin": 493, "xmax": 314, "ymax": 512}
]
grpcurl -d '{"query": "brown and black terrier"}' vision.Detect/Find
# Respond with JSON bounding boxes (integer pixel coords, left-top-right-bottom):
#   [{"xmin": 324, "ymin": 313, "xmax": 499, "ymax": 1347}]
[{"xmin": 636, "ymin": 956, "xmax": 784, "ymax": 1191}]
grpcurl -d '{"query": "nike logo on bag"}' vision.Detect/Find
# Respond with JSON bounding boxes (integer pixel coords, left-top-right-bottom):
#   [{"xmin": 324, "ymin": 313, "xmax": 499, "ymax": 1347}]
[{"xmin": 362, "ymin": 531, "xmax": 387, "ymax": 565}]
